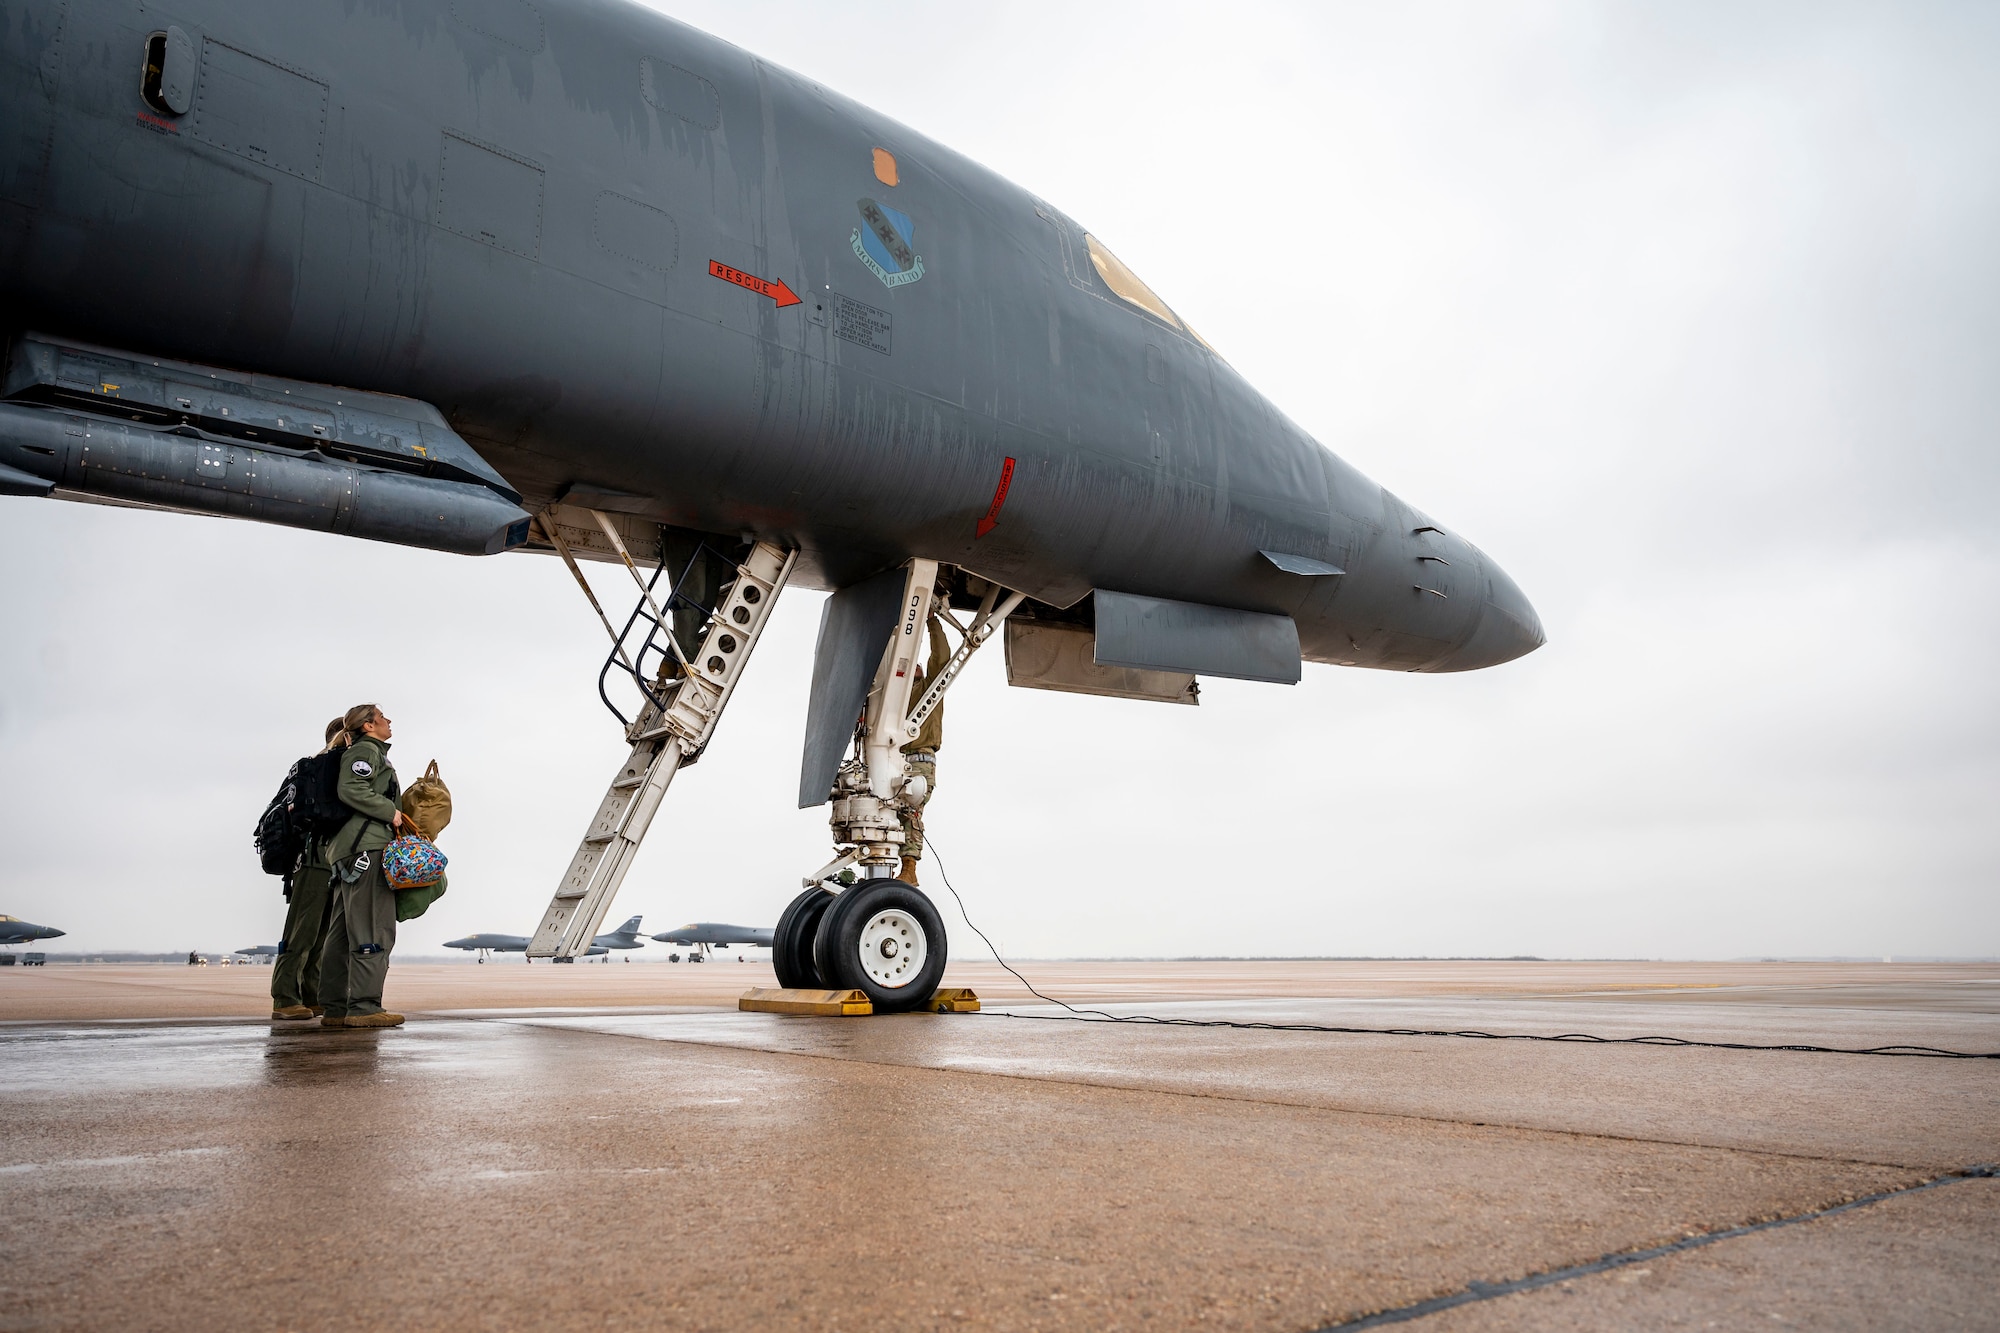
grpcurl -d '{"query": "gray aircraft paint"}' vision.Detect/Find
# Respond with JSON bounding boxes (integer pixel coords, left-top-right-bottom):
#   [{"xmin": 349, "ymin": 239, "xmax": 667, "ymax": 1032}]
[
  {"xmin": 590, "ymin": 916, "xmax": 648, "ymax": 949},
  {"xmin": 0, "ymin": 916, "xmax": 65, "ymax": 943},
  {"xmin": 445, "ymin": 933, "xmax": 608, "ymax": 955},
  {"xmin": 0, "ymin": 326, "xmax": 531, "ymax": 551},
  {"xmin": 445, "ymin": 915, "xmax": 643, "ymax": 952},
  {"xmin": 651, "ymin": 922, "xmax": 774, "ymax": 947},
  {"xmin": 1093, "ymin": 590, "xmax": 1303, "ymax": 686},
  {"xmin": 0, "ymin": 0, "xmax": 1540, "ymax": 700}
]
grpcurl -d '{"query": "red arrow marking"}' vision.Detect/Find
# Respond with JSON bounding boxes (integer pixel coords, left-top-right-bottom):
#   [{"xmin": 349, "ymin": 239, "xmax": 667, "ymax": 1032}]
[
  {"xmin": 708, "ymin": 260, "xmax": 801, "ymax": 308},
  {"xmin": 975, "ymin": 457, "xmax": 1016, "ymax": 538}
]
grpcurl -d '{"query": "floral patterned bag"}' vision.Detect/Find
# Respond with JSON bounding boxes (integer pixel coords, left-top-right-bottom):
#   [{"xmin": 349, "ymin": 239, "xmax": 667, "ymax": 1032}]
[{"xmin": 382, "ymin": 832, "xmax": 447, "ymax": 889}]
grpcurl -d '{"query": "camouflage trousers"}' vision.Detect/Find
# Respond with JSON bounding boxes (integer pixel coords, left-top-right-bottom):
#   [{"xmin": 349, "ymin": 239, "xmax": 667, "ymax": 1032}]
[{"xmin": 898, "ymin": 753, "xmax": 937, "ymax": 859}]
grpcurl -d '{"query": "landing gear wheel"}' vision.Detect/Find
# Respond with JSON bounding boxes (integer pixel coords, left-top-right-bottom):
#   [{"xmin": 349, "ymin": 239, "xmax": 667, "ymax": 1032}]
[
  {"xmin": 812, "ymin": 878, "xmax": 948, "ymax": 1013},
  {"xmin": 773, "ymin": 885, "xmax": 836, "ymax": 989}
]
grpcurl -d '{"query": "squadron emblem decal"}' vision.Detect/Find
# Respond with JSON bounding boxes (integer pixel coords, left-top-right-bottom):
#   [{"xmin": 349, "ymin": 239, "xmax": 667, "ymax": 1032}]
[
  {"xmin": 351, "ymin": 759, "xmax": 373, "ymax": 777},
  {"xmin": 851, "ymin": 198, "xmax": 925, "ymax": 289}
]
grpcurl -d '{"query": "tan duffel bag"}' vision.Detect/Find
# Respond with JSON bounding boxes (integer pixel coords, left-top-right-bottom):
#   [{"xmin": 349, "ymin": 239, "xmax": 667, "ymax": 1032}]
[{"xmin": 399, "ymin": 759, "xmax": 453, "ymax": 841}]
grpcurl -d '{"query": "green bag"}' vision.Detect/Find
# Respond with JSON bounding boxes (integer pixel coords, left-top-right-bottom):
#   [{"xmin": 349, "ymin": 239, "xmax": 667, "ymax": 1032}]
[{"xmin": 396, "ymin": 872, "xmax": 447, "ymax": 922}]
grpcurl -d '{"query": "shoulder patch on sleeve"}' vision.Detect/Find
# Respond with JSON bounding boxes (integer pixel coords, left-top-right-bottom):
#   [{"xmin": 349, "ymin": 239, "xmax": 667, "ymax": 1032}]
[{"xmin": 351, "ymin": 759, "xmax": 373, "ymax": 777}]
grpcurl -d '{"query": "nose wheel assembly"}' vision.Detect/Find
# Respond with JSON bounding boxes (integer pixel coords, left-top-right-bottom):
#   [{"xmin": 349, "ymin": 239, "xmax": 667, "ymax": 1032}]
[
  {"xmin": 774, "ymin": 558, "xmax": 1025, "ymax": 1013},
  {"xmin": 774, "ymin": 879, "xmax": 948, "ymax": 1012},
  {"xmin": 531, "ymin": 523, "xmax": 1012, "ymax": 1014}
]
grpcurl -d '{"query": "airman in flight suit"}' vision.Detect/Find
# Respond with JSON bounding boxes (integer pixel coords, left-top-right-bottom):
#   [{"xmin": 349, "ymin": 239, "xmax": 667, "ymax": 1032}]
[
  {"xmin": 269, "ymin": 716, "xmax": 344, "ymax": 1021},
  {"xmin": 319, "ymin": 703, "xmax": 407, "ymax": 1029}
]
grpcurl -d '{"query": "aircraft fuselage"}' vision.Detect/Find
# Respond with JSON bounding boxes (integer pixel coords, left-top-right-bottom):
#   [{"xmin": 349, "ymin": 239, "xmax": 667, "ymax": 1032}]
[{"xmin": 0, "ymin": 0, "xmax": 1541, "ymax": 672}]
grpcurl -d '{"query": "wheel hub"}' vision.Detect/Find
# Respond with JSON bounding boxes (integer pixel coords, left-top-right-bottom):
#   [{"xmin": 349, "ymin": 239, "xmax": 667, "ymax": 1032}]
[{"xmin": 856, "ymin": 909, "xmax": 926, "ymax": 988}]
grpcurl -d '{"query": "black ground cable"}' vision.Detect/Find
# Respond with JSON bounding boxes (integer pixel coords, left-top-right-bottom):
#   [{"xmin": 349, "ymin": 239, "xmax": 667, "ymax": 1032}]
[
  {"xmin": 1311, "ymin": 1164, "xmax": 1998, "ymax": 1329},
  {"xmin": 926, "ymin": 843, "xmax": 2000, "ymax": 1061}
]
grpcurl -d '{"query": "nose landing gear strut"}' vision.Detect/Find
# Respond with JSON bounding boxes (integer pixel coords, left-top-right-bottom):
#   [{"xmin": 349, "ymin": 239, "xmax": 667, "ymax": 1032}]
[{"xmin": 773, "ymin": 559, "xmax": 1023, "ymax": 1013}]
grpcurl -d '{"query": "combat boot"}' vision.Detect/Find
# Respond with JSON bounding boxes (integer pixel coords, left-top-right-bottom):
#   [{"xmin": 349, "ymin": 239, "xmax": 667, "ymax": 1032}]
[
  {"xmin": 345, "ymin": 1011, "xmax": 406, "ymax": 1029},
  {"xmin": 271, "ymin": 1005, "xmax": 314, "ymax": 1021},
  {"xmin": 320, "ymin": 1014, "xmax": 350, "ymax": 1028},
  {"xmin": 899, "ymin": 857, "xmax": 919, "ymax": 886}
]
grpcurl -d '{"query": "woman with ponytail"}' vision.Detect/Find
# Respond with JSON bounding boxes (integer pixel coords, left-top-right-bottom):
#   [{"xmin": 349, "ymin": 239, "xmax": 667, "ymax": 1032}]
[{"xmin": 319, "ymin": 703, "xmax": 408, "ymax": 1029}]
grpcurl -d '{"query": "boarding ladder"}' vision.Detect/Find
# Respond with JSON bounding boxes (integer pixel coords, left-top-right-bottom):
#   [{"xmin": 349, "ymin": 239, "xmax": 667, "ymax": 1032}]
[{"xmin": 527, "ymin": 514, "xmax": 796, "ymax": 959}]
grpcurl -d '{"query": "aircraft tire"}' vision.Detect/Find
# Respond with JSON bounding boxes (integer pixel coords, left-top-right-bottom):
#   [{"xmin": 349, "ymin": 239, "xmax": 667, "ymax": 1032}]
[
  {"xmin": 812, "ymin": 879, "xmax": 947, "ymax": 1014},
  {"xmin": 773, "ymin": 886, "xmax": 836, "ymax": 988}
]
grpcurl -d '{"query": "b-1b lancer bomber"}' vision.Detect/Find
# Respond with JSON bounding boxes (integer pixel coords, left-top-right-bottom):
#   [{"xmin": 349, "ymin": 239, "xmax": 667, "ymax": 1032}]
[
  {"xmin": 446, "ymin": 917, "xmax": 648, "ymax": 961},
  {"xmin": 0, "ymin": 916, "xmax": 65, "ymax": 947},
  {"xmin": 0, "ymin": 0, "xmax": 1542, "ymax": 1012},
  {"xmin": 653, "ymin": 922, "xmax": 775, "ymax": 962}
]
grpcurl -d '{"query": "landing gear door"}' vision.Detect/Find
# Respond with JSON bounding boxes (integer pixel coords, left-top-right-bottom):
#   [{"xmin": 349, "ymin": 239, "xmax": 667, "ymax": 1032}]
[{"xmin": 797, "ymin": 566, "xmax": 907, "ymax": 808}]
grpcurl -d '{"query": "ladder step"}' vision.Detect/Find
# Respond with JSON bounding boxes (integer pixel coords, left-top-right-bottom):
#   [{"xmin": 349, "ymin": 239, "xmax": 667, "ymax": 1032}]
[
  {"xmin": 583, "ymin": 832, "xmax": 618, "ymax": 845},
  {"xmin": 610, "ymin": 774, "xmax": 646, "ymax": 790}
]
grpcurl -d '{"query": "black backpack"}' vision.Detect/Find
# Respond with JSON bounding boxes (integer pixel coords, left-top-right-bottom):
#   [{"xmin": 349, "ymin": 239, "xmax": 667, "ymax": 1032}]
[
  {"xmin": 292, "ymin": 747, "xmax": 353, "ymax": 838},
  {"xmin": 250, "ymin": 747, "xmax": 352, "ymax": 891},
  {"xmin": 253, "ymin": 761, "xmax": 307, "ymax": 889}
]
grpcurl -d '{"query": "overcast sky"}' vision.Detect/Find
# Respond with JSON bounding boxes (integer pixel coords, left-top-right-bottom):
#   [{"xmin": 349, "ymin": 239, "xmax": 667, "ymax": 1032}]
[{"xmin": 3, "ymin": 1, "xmax": 1995, "ymax": 960}]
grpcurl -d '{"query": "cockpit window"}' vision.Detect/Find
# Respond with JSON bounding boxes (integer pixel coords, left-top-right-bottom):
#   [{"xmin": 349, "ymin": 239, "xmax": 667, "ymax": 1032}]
[{"xmin": 1084, "ymin": 234, "xmax": 1182, "ymax": 330}]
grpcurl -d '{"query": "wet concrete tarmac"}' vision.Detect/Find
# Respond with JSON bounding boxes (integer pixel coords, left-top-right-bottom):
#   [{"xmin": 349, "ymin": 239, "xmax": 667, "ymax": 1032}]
[{"xmin": 0, "ymin": 963, "xmax": 1993, "ymax": 1330}]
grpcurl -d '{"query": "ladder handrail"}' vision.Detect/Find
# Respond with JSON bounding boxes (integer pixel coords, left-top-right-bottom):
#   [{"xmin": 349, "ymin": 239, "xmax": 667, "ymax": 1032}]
[
  {"xmin": 594, "ymin": 555, "xmax": 675, "ymax": 725},
  {"xmin": 590, "ymin": 511, "xmax": 692, "ymax": 677},
  {"xmin": 589, "ymin": 527, "xmax": 754, "ymax": 729}
]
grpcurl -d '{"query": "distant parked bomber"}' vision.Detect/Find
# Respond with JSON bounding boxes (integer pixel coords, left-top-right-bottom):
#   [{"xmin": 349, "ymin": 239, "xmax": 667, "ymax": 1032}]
[
  {"xmin": 444, "ymin": 934, "xmax": 607, "ymax": 962},
  {"xmin": 444, "ymin": 917, "xmax": 646, "ymax": 961},
  {"xmin": 652, "ymin": 922, "xmax": 774, "ymax": 962},
  {"xmin": 0, "ymin": 0, "xmax": 1542, "ymax": 1013},
  {"xmin": 0, "ymin": 916, "xmax": 64, "ymax": 946}
]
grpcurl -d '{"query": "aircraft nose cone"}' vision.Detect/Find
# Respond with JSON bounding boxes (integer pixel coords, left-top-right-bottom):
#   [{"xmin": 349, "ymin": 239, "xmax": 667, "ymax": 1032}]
[
  {"xmin": 1441, "ymin": 555, "xmax": 1545, "ymax": 671},
  {"xmin": 45, "ymin": 928, "xmax": 64, "ymax": 939}
]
